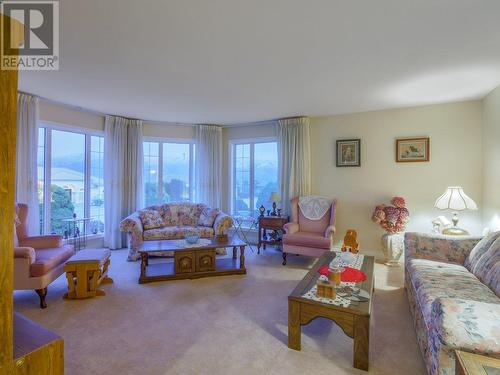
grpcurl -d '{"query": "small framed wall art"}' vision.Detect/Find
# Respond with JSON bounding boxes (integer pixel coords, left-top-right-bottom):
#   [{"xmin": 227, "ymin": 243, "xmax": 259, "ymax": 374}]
[
  {"xmin": 396, "ymin": 137, "xmax": 430, "ymax": 162},
  {"xmin": 336, "ymin": 139, "xmax": 361, "ymax": 167}
]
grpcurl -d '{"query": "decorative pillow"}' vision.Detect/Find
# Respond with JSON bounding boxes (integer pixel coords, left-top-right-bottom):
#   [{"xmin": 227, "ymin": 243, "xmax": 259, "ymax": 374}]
[
  {"xmin": 13, "ymin": 213, "xmax": 20, "ymax": 247},
  {"xmin": 139, "ymin": 209, "xmax": 164, "ymax": 230},
  {"xmin": 472, "ymin": 237, "xmax": 500, "ymax": 284},
  {"xmin": 465, "ymin": 231, "xmax": 500, "ymax": 271},
  {"xmin": 198, "ymin": 208, "xmax": 219, "ymax": 227}
]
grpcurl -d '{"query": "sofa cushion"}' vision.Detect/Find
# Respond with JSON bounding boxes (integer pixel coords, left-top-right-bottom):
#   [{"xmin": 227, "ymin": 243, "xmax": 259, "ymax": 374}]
[
  {"xmin": 283, "ymin": 231, "xmax": 330, "ymax": 249},
  {"xmin": 143, "ymin": 226, "xmax": 215, "ymax": 241},
  {"xmin": 30, "ymin": 245, "xmax": 74, "ymax": 277},
  {"xmin": 431, "ymin": 298, "xmax": 500, "ymax": 354},
  {"xmin": 471, "ymin": 237, "xmax": 500, "ymax": 297},
  {"xmin": 161, "ymin": 203, "xmax": 204, "ymax": 227},
  {"xmin": 407, "ymin": 258, "xmax": 499, "ymax": 326},
  {"xmin": 139, "ymin": 209, "xmax": 164, "ymax": 230},
  {"xmin": 198, "ymin": 207, "xmax": 219, "ymax": 227},
  {"xmin": 465, "ymin": 231, "xmax": 500, "ymax": 271}
]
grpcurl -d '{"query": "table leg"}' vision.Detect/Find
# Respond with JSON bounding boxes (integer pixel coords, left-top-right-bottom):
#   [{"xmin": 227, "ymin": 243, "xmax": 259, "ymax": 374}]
[
  {"xmin": 232, "ymin": 246, "xmax": 237, "ymax": 260},
  {"xmin": 288, "ymin": 300, "xmax": 301, "ymax": 350},
  {"xmin": 257, "ymin": 226, "xmax": 261, "ymax": 254},
  {"xmin": 140, "ymin": 252, "xmax": 148, "ymax": 281},
  {"xmin": 353, "ymin": 315, "xmax": 370, "ymax": 371},
  {"xmin": 239, "ymin": 246, "xmax": 245, "ymax": 269}
]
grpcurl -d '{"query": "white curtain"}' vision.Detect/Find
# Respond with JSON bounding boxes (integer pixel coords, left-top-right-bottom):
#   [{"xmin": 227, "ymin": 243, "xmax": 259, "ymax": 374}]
[
  {"xmin": 277, "ymin": 117, "xmax": 312, "ymax": 215},
  {"xmin": 104, "ymin": 115, "xmax": 144, "ymax": 249},
  {"xmin": 195, "ymin": 124, "xmax": 222, "ymax": 208},
  {"xmin": 16, "ymin": 93, "xmax": 40, "ymax": 234}
]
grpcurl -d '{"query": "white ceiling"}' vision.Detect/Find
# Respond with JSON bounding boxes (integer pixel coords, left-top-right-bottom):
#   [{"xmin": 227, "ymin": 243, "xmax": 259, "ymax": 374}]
[{"xmin": 19, "ymin": 0, "xmax": 500, "ymax": 125}]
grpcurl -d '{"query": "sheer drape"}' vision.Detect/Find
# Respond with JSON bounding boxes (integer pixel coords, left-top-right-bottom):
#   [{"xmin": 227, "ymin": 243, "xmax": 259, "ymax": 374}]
[
  {"xmin": 277, "ymin": 117, "xmax": 311, "ymax": 215},
  {"xmin": 16, "ymin": 93, "xmax": 40, "ymax": 234},
  {"xmin": 104, "ymin": 115, "xmax": 144, "ymax": 249},
  {"xmin": 195, "ymin": 124, "xmax": 222, "ymax": 208}
]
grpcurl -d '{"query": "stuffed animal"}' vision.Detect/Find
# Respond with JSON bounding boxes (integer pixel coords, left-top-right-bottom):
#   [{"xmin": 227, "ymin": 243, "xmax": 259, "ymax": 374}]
[{"xmin": 341, "ymin": 229, "xmax": 359, "ymax": 254}]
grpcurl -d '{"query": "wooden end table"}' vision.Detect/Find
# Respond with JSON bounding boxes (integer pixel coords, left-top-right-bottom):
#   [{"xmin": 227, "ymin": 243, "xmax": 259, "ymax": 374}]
[
  {"xmin": 455, "ymin": 350, "xmax": 500, "ymax": 375},
  {"xmin": 288, "ymin": 252, "xmax": 375, "ymax": 371},
  {"xmin": 138, "ymin": 237, "xmax": 247, "ymax": 284},
  {"xmin": 257, "ymin": 216, "xmax": 289, "ymax": 254}
]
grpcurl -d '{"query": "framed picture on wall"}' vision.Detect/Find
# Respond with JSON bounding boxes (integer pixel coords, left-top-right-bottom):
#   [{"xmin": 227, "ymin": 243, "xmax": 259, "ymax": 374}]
[
  {"xmin": 396, "ymin": 137, "xmax": 430, "ymax": 162},
  {"xmin": 336, "ymin": 139, "xmax": 361, "ymax": 167}
]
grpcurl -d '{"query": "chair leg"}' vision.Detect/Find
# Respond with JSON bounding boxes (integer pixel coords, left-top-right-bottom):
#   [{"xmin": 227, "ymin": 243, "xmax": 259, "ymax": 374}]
[
  {"xmin": 35, "ymin": 287, "xmax": 48, "ymax": 309},
  {"xmin": 282, "ymin": 252, "xmax": 287, "ymax": 266}
]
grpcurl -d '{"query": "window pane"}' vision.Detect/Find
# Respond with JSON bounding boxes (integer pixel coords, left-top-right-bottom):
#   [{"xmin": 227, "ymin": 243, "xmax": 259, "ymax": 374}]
[
  {"xmin": 143, "ymin": 141, "xmax": 159, "ymax": 206},
  {"xmin": 37, "ymin": 128, "xmax": 45, "ymax": 234},
  {"xmin": 233, "ymin": 144, "xmax": 251, "ymax": 216},
  {"xmin": 253, "ymin": 142, "xmax": 278, "ymax": 216},
  {"xmin": 163, "ymin": 143, "xmax": 190, "ymax": 202},
  {"xmin": 50, "ymin": 130, "xmax": 86, "ymax": 234},
  {"xmin": 90, "ymin": 136, "xmax": 105, "ymax": 234}
]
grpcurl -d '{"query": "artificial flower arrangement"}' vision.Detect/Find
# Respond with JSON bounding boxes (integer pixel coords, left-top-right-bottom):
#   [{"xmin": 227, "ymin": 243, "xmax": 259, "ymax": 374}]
[{"xmin": 371, "ymin": 196, "xmax": 409, "ymax": 234}]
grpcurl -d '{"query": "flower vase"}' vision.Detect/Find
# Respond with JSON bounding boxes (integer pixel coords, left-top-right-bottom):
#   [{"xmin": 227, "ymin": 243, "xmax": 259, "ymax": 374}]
[{"xmin": 381, "ymin": 232, "xmax": 404, "ymax": 266}]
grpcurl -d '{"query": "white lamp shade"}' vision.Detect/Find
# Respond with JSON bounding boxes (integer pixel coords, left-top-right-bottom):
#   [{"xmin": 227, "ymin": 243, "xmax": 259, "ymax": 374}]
[
  {"xmin": 269, "ymin": 192, "xmax": 281, "ymax": 202},
  {"xmin": 434, "ymin": 187, "xmax": 478, "ymax": 211}
]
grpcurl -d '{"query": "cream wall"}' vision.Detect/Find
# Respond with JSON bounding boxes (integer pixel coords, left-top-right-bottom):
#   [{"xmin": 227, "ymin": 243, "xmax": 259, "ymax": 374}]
[
  {"xmin": 310, "ymin": 101, "xmax": 484, "ymax": 257},
  {"xmin": 482, "ymin": 85, "xmax": 500, "ymax": 232}
]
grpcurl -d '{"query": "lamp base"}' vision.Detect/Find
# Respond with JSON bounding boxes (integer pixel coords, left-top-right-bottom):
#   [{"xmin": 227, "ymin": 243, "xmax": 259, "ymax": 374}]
[{"xmin": 442, "ymin": 227, "xmax": 470, "ymax": 236}]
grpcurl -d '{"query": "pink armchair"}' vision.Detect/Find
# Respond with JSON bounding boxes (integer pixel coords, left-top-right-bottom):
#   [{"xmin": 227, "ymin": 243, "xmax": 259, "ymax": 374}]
[
  {"xmin": 14, "ymin": 204, "xmax": 74, "ymax": 308},
  {"xmin": 282, "ymin": 197, "xmax": 337, "ymax": 265}
]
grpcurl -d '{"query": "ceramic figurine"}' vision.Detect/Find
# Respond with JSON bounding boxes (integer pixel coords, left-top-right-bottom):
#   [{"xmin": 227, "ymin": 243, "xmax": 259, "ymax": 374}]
[{"xmin": 341, "ymin": 229, "xmax": 359, "ymax": 254}]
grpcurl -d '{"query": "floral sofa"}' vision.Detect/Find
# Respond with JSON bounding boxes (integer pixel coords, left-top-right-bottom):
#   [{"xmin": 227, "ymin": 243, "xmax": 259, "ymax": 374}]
[
  {"xmin": 404, "ymin": 232, "xmax": 500, "ymax": 375},
  {"xmin": 120, "ymin": 203, "xmax": 233, "ymax": 261}
]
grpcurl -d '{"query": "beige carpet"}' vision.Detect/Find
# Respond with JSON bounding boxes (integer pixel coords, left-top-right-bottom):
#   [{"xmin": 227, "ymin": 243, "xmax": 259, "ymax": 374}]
[{"xmin": 14, "ymin": 247, "xmax": 426, "ymax": 375}]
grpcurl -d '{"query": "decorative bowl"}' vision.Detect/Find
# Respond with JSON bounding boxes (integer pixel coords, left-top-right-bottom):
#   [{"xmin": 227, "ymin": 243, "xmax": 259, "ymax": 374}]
[{"xmin": 185, "ymin": 234, "xmax": 200, "ymax": 244}]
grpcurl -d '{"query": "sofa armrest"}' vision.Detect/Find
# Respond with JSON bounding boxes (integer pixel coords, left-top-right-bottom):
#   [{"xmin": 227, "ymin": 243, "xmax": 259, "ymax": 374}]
[
  {"xmin": 325, "ymin": 225, "xmax": 335, "ymax": 240},
  {"xmin": 283, "ymin": 222, "xmax": 299, "ymax": 234},
  {"xmin": 14, "ymin": 247, "xmax": 36, "ymax": 264},
  {"xmin": 214, "ymin": 213, "xmax": 233, "ymax": 235},
  {"xmin": 404, "ymin": 232, "xmax": 482, "ymax": 265},
  {"xmin": 431, "ymin": 298, "xmax": 500, "ymax": 355},
  {"xmin": 19, "ymin": 235, "xmax": 62, "ymax": 249},
  {"xmin": 120, "ymin": 212, "xmax": 144, "ymax": 241}
]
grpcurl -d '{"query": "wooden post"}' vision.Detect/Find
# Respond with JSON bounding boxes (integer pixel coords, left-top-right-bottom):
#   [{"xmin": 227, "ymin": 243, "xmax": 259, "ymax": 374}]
[{"xmin": 0, "ymin": 14, "xmax": 23, "ymax": 374}]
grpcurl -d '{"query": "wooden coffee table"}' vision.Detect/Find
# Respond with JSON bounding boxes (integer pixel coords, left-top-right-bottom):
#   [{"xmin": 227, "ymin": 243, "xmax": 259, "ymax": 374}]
[
  {"xmin": 288, "ymin": 252, "xmax": 375, "ymax": 371},
  {"xmin": 138, "ymin": 237, "xmax": 247, "ymax": 284}
]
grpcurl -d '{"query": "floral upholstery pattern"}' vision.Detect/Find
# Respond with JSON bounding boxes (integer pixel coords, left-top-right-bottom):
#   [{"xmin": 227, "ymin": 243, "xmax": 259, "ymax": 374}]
[
  {"xmin": 198, "ymin": 207, "xmax": 219, "ymax": 227},
  {"xmin": 405, "ymin": 232, "xmax": 481, "ymax": 265},
  {"xmin": 120, "ymin": 203, "xmax": 233, "ymax": 261},
  {"xmin": 143, "ymin": 226, "xmax": 214, "ymax": 241},
  {"xmin": 404, "ymin": 232, "xmax": 500, "ymax": 375},
  {"xmin": 138, "ymin": 209, "xmax": 164, "ymax": 230}
]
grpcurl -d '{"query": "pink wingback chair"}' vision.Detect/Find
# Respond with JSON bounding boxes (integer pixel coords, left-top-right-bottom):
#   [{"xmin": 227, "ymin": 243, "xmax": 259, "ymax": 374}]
[
  {"xmin": 282, "ymin": 197, "xmax": 337, "ymax": 265},
  {"xmin": 14, "ymin": 203, "xmax": 74, "ymax": 308}
]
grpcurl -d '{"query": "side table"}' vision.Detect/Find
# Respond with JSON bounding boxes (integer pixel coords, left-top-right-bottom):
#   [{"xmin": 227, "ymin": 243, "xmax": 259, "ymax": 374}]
[
  {"xmin": 455, "ymin": 350, "xmax": 500, "ymax": 375},
  {"xmin": 257, "ymin": 216, "xmax": 289, "ymax": 254}
]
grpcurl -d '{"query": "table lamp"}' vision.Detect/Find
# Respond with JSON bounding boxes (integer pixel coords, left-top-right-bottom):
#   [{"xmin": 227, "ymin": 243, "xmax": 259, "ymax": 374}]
[
  {"xmin": 434, "ymin": 187, "xmax": 477, "ymax": 235},
  {"xmin": 269, "ymin": 192, "xmax": 281, "ymax": 216}
]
